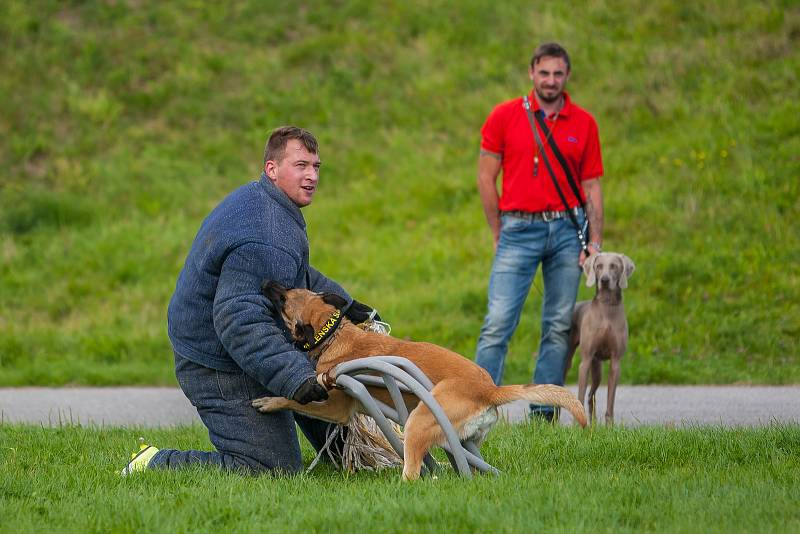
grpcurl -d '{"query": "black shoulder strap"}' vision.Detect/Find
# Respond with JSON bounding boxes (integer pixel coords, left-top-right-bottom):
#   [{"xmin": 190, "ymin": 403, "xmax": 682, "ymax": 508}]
[
  {"xmin": 533, "ymin": 108, "xmax": 586, "ymax": 208},
  {"xmin": 523, "ymin": 96, "xmax": 589, "ymax": 253}
]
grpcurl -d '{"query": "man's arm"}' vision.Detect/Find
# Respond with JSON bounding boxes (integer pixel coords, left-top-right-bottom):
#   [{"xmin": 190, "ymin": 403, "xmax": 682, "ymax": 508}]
[
  {"xmin": 582, "ymin": 178, "xmax": 604, "ymax": 260},
  {"xmin": 213, "ymin": 243, "xmax": 317, "ymax": 400},
  {"xmin": 477, "ymin": 151, "xmax": 503, "ymax": 248},
  {"xmin": 305, "ymin": 265, "xmax": 352, "ymax": 304},
  {"xmin": 308, "ymin": 265, "xmax": 383, "ymax": 323}
]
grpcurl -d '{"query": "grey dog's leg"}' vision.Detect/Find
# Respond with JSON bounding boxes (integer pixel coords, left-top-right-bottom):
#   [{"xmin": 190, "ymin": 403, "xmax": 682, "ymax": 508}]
[
  {"xmin": 606, "ymin": 358, "xmax": 621, "ymax": 425},
  {"xmin": 587, "ymin": 358, "xmax": 601, "ymax": 424},
  {"xmin": 577, "ymin": 356, "xmax": 592, "ymax": 422}
]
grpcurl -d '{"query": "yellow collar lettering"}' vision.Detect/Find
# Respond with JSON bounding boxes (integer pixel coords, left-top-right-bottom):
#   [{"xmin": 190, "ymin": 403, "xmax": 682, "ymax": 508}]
[{"xmin": 301, "ymin": 309, "xmax": 342, "ymax": 351}]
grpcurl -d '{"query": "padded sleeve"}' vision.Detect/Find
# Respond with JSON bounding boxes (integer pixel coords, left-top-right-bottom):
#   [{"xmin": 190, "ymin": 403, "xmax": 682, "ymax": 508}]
[{"xmin": 212, "ymin": 242, "xmax": 316, "ymax": 399}]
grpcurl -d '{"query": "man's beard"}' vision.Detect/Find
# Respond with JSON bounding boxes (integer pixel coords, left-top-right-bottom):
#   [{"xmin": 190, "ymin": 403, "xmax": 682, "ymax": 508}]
[{"xmin": 535, "ymin": 86, "xmax": 562, "ymax": 104}]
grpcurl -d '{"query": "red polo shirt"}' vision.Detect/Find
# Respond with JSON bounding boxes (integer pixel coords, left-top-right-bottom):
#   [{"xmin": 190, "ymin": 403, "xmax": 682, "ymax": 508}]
[{"xmin": 480, "ymin": 90, "xmax": 603, "ymax": 212}]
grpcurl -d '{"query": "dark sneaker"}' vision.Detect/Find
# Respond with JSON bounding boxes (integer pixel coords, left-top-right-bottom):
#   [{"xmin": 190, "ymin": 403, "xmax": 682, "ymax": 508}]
[{"xmin": 529, "ymin": 405, "xmax": 559, "ymax": 424}]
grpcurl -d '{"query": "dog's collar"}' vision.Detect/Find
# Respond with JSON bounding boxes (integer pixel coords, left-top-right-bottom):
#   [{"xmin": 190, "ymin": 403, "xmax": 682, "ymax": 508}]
[{"xmin": 297, "ymin": 309, "xmax": 343, "ymax": 352}]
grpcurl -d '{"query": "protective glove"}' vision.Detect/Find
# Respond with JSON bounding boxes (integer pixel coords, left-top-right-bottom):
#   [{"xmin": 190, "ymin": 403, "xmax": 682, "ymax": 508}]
[
  {"xmin": 344, "ymin": 299, "xmax": 382, "ymax": 324},
  {"xmin": 292, "ymin": 377, "xmax": 329, "ymax": 405}
]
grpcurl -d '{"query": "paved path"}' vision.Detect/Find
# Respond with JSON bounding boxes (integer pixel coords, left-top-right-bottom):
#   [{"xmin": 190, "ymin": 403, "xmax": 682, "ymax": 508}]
[{"xmin": 1, "ymin": 385, "xmax": 798, "ymax": 427}]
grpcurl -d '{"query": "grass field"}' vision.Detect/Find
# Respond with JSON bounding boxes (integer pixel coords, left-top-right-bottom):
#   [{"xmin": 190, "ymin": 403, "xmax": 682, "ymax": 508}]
[
  {"xmin": 1, "ymin": 422, "xmax": 798, "ymax": 532},
  {"xmin": 1, "ymin": 0, "xmax": 799, "ymax": 387}
]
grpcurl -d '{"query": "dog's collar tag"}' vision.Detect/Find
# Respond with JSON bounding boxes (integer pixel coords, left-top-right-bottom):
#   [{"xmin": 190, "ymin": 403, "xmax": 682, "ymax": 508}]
[{"xmin": 299, "ymin": 309, "xmax": 343, "ymax": 351}]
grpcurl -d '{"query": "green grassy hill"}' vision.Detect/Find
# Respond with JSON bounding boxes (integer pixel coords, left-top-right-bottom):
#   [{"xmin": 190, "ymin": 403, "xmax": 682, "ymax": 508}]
[{"xmin": 1, "ymin": 0, "xmax": 798, "ymax": 386}]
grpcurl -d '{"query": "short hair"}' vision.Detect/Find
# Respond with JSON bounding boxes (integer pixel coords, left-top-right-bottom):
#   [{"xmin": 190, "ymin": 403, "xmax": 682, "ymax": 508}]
[
  {"xmin": 263, "ymin": 126, "xmax": 319, "ymax": 165},
  {"xmin": 530, "ymin": 42, "xmax": 571, "ymax": 72}
]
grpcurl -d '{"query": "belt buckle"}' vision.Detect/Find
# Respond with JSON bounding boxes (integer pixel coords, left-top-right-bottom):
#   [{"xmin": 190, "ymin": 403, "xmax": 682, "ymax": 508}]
[{"xmin": 541, "ymin": 210, "xmax": 556, "ymax": 222}]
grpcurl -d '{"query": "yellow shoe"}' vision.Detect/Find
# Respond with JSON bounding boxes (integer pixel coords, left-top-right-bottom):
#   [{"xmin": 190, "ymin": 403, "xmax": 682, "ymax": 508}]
[{"xmin": 121, "ymin": 438, "xmax": 159, "ymax": 476}]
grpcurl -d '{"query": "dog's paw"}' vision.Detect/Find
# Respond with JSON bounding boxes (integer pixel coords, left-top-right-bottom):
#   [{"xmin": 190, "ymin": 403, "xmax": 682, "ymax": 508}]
[{"xmin": 251, "ymin": 396, "xmax": 287, "ymax": 413}]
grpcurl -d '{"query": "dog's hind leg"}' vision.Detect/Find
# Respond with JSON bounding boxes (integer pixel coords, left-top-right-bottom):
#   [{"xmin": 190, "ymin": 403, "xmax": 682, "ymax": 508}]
[
  {"xmin": 401, "ymin": 403, "xmax": 443, "ymax": 481},
  {"xmin": 606, "ymin": 358, "xmax": 621, "ymax": 425},
  {"xmin": 563, "ymin": 303, "xmax": 586, "ymax": 384},
  {"xmin": 563, "ymin": 329, "xmax": 579, "ymax": 385},
  {"xmin": 401, "ymin": 381, "xmax": 479, "ymax": 481},
  {"xmin": 577, "ymin": 355, "xmax": 592, "ymax": 420}
]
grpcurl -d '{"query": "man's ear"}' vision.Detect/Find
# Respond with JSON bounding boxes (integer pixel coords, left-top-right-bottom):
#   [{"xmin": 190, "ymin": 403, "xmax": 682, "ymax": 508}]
[
  {"xmin": 322, "ymin": 293, "xmax": 348, "ymax": 310},
  {"xmin": 265, "ymin": 160, "xmax": 277, "ymax": 181}
]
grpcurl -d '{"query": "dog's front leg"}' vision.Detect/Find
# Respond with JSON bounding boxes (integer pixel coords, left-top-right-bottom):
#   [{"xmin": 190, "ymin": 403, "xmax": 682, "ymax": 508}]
[
  {"xmin": 577, "ymin": 356, "xmax": 592, "ymax": 422},
  {"xmin": 252, "ymin": 395, "xmax": 295, "ymax": 413},
  {"xmin": 252, "ymin": 390, "xmax": 354, "ymax": 425}
]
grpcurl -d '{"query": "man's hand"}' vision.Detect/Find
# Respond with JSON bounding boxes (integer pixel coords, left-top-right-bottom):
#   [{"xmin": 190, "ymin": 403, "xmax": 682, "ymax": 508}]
[
  {"xmin": 345, "ymin": 299, "xmax": 381, "ymax": 324},
  {"xmin": 292, "ymin": 377, "xmax": 329, "ymax": 404},
  {"xmin": 579, "ymin": 243, "xmax": 601, "ymax": 266}
]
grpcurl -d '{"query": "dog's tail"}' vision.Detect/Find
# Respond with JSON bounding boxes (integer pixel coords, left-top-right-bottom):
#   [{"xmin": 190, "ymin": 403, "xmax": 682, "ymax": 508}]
[{"xmin": 492, "ymin": 384, "xmax": 587, "ymax": 427}]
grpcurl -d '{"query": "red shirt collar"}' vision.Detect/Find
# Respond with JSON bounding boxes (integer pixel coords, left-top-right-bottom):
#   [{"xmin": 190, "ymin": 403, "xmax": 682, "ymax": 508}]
[{"xmin": 528, "ymin": 90, "xmax": 572, "ymax": 119}]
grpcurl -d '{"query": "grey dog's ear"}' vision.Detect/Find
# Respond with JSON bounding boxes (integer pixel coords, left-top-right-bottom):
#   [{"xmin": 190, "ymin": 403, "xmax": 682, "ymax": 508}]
[
  {"xmin": 584, "ymin": 254, "xmax": 599, "ymax": 287},
  {"xmin": 618, "ymin": 254, "xmax": 635, "ymax": 289}
]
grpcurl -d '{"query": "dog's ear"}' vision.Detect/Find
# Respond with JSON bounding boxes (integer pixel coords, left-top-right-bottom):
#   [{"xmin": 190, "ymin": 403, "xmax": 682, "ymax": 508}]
[
  {"xmin": 584, "ymin": 254, "xmax": 598, "ymax": 287},
  {"xmin": 261, "ymin": 280, "xmax": 288, "ymax": 307},
  {"xmin": 294, "ymin": 321, "xmax": 315, "ymax": 346},
  {"xmin": 322, "ymin": 293, "xmax": 348, "ymax": 310},
  {"xmin": 618, "ymin": 254, "xmax": 635, "ymax": 289}
]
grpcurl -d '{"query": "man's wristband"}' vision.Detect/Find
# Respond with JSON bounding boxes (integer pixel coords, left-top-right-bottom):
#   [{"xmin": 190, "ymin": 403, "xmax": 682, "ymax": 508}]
[{"xmin": 589, "ymin": 242, "xmax": 602, "ymax": 252}]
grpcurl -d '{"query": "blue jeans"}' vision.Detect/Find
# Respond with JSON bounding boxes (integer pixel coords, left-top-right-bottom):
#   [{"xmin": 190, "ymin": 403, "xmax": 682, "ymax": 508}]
[
  {"xmin": 149, "ymin": 353, "xmax": 340, "ymax": 474},
  {"xmin": 474, "ymin": 212, "xmax": 583, "ymax": 415}
]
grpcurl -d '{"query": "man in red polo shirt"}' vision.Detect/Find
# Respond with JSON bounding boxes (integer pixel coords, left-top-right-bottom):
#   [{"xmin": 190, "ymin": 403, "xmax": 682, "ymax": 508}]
[{"xmin": 474, "ymin": 42, "xmax": 604, "ymax": 422}]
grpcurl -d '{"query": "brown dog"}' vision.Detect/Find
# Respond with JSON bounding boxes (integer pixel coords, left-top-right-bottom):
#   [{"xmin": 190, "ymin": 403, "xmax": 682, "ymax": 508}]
[
  {"xmin": 253, "ymin": 281, "xmax": 587, "ymax": 481},
  {"xmin": 564, "ymin": 252, "xmax": 635, "ymax": 425}
]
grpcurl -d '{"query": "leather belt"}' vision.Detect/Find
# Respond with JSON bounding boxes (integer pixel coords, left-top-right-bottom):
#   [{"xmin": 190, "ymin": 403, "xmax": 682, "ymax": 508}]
[{"xmin": 502, "ymin": 207, "xmax": 580, "ymax": 222}]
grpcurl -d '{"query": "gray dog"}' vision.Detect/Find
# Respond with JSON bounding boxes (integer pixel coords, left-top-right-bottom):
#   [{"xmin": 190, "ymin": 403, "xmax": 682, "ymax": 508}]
[{"xmin": 564, "ymin": 252, "xmax": 635, "ymax": 425}]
